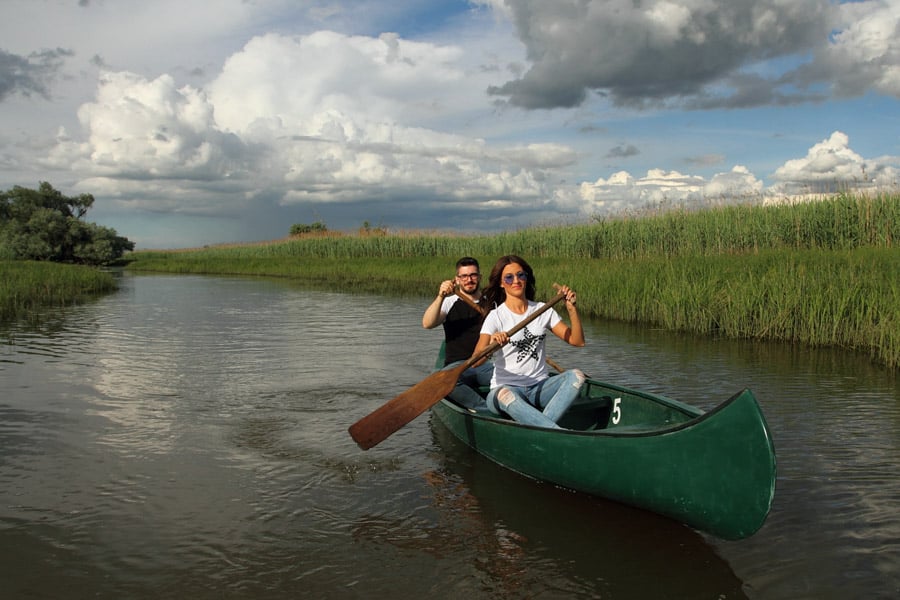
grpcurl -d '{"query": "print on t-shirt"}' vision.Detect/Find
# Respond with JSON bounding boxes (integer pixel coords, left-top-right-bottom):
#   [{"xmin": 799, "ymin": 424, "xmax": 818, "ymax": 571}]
[{"xmin": 510, "ymin": 326, "xmax": 545, "ymax": 363}]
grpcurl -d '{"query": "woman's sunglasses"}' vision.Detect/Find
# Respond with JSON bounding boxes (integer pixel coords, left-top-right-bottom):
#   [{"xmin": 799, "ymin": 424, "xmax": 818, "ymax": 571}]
[{"xmin": 502, "ymin": 271, "xmax": 529, "ymax": 285}]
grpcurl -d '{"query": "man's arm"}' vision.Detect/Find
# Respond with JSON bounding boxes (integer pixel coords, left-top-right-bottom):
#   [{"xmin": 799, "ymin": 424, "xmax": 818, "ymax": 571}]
[{"xmin": 422, "ymin": 279, "xmax": 455, "ymax": 328}]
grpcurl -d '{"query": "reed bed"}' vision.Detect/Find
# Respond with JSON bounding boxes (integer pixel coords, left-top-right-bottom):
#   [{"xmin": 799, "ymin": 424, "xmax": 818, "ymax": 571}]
[
  {"xmin": 551, "ymin": 249, "xmax": 899, "ymax": 368},
  {"xmin": 125, "ymin": 192, "xmax": 900, "ymax": 370},
  {"xmin": 1, "ymin": 261, "xmax": 118, "ymax": 320},
  {"xmin": 132, "ymin": 191, "xmax": 897, "ymax": 263}
]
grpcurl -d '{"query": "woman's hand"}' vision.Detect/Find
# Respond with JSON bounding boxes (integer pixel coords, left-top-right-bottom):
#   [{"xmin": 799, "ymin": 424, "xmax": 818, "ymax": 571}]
[
  {"xmin": 551, "ymin": 283, "xmax": 584, "ymax": 346},
  {"xmin": 490, "ymin": 331, "xmax": 509, "ymax": 346},
  {"xmin": 554, "ymin": 284, "xmax": 577, "ymax": 309}
]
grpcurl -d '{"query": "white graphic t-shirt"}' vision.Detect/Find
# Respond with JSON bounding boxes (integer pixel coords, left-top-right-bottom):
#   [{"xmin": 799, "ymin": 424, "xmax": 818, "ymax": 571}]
[{"xmin": 480, "ymin": 301, "xmax": 561, "ymax": 388}]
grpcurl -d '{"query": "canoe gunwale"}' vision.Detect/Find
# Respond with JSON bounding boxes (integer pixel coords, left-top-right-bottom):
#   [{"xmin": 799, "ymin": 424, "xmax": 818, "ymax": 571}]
[{"xmin": 438, "ymin": 385, "xmax": 752, "ymax": 439}]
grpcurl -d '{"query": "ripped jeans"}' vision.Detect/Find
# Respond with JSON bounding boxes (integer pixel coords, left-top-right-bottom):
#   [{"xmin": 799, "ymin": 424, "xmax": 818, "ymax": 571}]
[{"xmin": 485, "ymin": 369, "xmax": 585, "ymax": 428}]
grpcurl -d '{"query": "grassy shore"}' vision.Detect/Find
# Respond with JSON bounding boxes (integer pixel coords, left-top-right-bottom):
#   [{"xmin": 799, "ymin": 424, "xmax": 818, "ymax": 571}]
[
  {"xmin": 122, "ymin": 192, "xmax": 897, "ymax": 371},
  {"xmin": 1, "ymin": 261, "xmax": 118, "ymax": 321}
]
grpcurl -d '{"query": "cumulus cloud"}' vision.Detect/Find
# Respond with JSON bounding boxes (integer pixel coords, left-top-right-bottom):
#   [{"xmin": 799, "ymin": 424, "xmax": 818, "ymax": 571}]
[
  {"xmin": 208, "ymin": 31, "xmax": 470, "ymax": 135},
  {"xmin": 43, "ymin": 71, "xmax": 245, "ymax": 184},
  {"xmin": 577, "ymin": 131, "xmax": 896, "ymax": 218},
  {"xmin": 794, "ymin": 1, "xmax": 900, "ymax": 98},
  {"xmin": 0, "ymin": 48, "xmax": 72, "ymax": 101},
  {"xmin": 772, "ymin": 131, "xmax": 900, "ymax": 193},
  {"xmin": 45, "ymin": 31, "xmax": 576, "ymax": 220},
  {"xmin": 578, "ymin": 168, "xmax": 713, "ymax": 215},
  {"xmin": 705, "ymin": 165, "xmax": 765, "ymax": 198},
  {"xmin": 212, "ymin": 30, "xmax": 577, "ymax": 206},
  {"xmin": 487, "ymin": 0, "xmax": 900, "ymax": 110},
  {"xmin": 580, "ymin": 165, "xmax": 763, "ymax": 214}
]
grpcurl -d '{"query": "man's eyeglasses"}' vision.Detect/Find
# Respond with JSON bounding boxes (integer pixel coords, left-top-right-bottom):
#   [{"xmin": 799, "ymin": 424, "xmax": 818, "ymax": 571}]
[
  {"xmin": 502, "ymin": 271, "xmax": 528, "ymax": 285},
  {"xmin": 456, "ymin": 273, "xmax": 480, "ymax": 280}
]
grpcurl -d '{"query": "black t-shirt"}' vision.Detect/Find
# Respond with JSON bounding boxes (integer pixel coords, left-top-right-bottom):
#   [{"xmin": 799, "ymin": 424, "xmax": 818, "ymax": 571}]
[{"xmin": 443, "ymin": 297, "xmax": 484, "ymax": 365}]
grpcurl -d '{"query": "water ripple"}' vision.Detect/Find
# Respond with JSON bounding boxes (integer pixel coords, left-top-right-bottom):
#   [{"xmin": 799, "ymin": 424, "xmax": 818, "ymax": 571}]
[{"xmin": 1, "ymin": 274, "xmax": 898, "ymax": 599}]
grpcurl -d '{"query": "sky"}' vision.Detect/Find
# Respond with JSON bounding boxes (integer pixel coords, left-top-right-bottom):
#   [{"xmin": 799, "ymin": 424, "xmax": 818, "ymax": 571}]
[{"xmin": 1, "ymin": 0, "xmax": 898, "ymax": 249}]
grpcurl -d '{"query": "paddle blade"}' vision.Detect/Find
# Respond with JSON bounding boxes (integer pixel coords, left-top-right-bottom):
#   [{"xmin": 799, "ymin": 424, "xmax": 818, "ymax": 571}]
[{"xmin": 348, "ymin": 366, "xmax": 465, "ymax": 450}]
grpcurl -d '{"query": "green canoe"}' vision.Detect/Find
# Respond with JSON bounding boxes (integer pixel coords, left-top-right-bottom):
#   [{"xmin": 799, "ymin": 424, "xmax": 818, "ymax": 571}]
[{"xmin": 431, "ymin": 362, "xmax": 777, "ymax": 540}]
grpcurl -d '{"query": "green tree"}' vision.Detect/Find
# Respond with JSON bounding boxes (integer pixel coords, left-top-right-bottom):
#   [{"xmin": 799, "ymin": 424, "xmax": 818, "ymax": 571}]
[
  {"xmin": 290, "ymin": 221, "xmax": 328, "ymax": 235},
  {"xmin": 0, "ymin": 182, "xmax": 134, "ymax": 265},
  {"xmin": 69, "ymin": 219, "xmax": 135, "ymax": 264}
]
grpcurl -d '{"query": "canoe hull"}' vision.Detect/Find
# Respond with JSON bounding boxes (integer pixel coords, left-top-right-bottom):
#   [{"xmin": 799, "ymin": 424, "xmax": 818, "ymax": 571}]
[{"xmin": 431, "ymin": 381, "xmax": 776, "ymax": 540}]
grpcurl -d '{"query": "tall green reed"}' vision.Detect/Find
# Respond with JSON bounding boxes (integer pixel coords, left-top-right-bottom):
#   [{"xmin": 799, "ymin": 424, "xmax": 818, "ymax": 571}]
[{"xmin": 1, "ymin": 261, "xmax": 117, "ymax": 320}]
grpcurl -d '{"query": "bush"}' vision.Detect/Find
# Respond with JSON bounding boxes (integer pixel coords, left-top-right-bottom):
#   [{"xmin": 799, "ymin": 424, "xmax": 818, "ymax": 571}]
[
  {"xmin": 290, "ymin": 221, "xmax": 328, "ymax": 236},
  {"xmin": 0, "ymin": 182, "xmax": 134, "ymax": 265}
]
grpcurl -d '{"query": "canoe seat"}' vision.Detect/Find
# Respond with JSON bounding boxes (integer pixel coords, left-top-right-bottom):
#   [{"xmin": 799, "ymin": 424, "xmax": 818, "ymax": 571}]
[{"xmin": 559, "ymin": 395, "xmax": 614, "ymax": 431}]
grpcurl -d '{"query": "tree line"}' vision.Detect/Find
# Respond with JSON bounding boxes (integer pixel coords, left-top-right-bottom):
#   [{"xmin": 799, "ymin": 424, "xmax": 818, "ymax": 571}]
[{"xmin": 0, "ymin": 182, "xmax": 134, "ymax": 265}]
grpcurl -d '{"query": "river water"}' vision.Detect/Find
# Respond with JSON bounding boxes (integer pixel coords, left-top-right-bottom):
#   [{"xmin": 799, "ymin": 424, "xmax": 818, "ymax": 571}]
[{"xmin": 1, "ymin": 273, "xmax": 897, "ymax": 599}]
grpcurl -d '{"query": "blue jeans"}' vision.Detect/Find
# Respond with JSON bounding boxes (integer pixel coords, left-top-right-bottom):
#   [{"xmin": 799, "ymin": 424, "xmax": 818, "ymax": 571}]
[
  {"xmin": 443, "ymin": 360, "xmax": 493, "ymax": 410},
  {"xmin": 486, "ymin": 369, "xmax": 585, "ymax": 428}
]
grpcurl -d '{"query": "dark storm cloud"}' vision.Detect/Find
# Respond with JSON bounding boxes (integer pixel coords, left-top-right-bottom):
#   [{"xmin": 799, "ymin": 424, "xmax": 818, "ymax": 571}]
[
  {"xmin": 0, "ymin": 47, "xmax": 72, "ymax": 101},
  {"xmin": 487, "ymin": 0, "xmax": 845, "ymax": 110},
  {"xmin": 606, "ymin": 143, "xmax": 639, "ymax": 158}
]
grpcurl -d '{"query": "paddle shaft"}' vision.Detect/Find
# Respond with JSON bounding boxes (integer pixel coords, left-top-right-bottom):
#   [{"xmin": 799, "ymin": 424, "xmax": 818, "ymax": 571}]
[
  {"xmin": 348, "ymin": 290, "xmax": 567, "ymax": 449},
  {"xmin": 545, "ymin": 356, "xmax": 566, "ymax": 373},
  {"xmin": 454, "ymin": 286, "xmax": 487, "ymax": 316}
]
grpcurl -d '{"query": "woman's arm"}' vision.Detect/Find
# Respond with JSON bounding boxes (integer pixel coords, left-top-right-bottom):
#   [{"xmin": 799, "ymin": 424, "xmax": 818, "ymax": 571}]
[
  {"xmin": 551, "ymin": 285, "xmax": 584, "ymax": 347},
  {"xmin": 471, "ymin": 307, "xmax": 507, "ymax": 366},
  {"xmin": 469, "ymin": 332, "xmax": 496, "ymax": 367}
]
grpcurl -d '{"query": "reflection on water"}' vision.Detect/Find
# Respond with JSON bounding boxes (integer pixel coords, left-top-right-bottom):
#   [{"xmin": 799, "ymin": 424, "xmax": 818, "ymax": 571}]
[
  {"xmin": 1, "ymin": 272, "xmax": 898, "ymax": 598},
  {"xmin": 353, "ymin": 420, "xmax": 749, "ymax": 599}
]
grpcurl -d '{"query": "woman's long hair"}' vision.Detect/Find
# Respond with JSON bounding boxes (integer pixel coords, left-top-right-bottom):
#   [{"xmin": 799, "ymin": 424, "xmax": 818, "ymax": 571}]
[{"xmin": 482, "ymin": 255, "xmax": 536, "ymax": 309}]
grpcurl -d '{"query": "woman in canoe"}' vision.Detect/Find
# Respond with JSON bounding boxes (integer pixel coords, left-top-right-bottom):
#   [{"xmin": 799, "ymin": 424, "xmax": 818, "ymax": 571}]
[{"xmin": 472, "ymin": 255, "xmax": 585, "ymax": 428}]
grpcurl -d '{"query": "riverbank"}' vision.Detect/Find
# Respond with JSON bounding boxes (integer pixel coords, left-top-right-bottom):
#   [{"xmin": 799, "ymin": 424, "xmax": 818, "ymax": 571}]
[
  {"xmin": 125, "ymin": 192, "xmax": 898, "ymax": 370},
  {"xmin": 0, "ymin": 260, "xmax": 118, "ymax": 321}
]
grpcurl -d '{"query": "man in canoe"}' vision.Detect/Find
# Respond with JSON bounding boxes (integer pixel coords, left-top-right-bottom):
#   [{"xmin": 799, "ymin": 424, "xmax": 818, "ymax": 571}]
[
  {"xmin": 422, "ymin": 256, "xmax": 493, "ymax": 410},
  {"xmin": 473, "ymin": 255, "xmax": 585, "ymax": 428}
]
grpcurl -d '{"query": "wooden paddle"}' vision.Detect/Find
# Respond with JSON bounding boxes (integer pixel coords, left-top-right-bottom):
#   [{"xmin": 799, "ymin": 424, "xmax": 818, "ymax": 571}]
[
  {"xmin": 543, "ymin": 356, "xmax": 590, "ymax": 378},
  {"xmin": 454, "ymin": 286, "xmax": 487, "ymax": 316},
  {"xmin": 545, "ymin": 356, "xmax": 566, "ymax": 373},
  {"xmin": 348, "ymin": 289, "xmax": 567, "ymax": 450}
]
